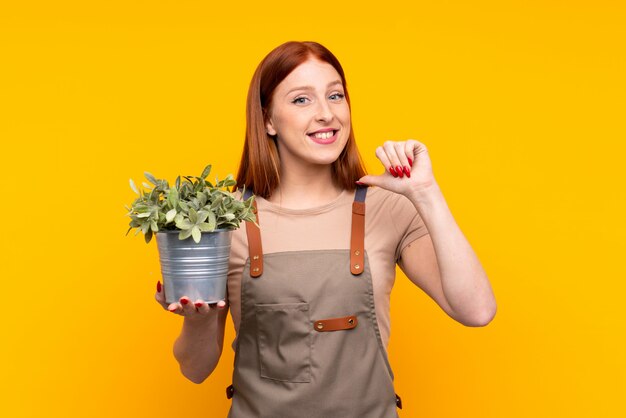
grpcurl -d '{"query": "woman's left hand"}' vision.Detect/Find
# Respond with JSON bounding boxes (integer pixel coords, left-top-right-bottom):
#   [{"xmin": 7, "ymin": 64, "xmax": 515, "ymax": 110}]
[{"xmin": 357, "ymin": 139, "xmax": 437, "ymax": 197}]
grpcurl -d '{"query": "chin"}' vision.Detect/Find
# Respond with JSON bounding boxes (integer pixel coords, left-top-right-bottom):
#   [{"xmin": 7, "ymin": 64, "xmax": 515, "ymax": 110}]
[{"xmin": 308, "ymin": 153, "xmax": 344, "ymax": 166}]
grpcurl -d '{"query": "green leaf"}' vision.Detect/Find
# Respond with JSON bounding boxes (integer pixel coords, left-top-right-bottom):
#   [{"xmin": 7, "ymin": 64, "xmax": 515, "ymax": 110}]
[
  {"xmin": 191, "ymin": 226, "xmax": 201, "ymax": 243},
  {"xmin": 221, "ymin": 174, "xmax": 236, "ymax": 187},
  {"xmin": 221, "ymin": 213, "xmax": 235, "ymax": 221},
  {"xmin": 144, "ymin": 229, "xmax": 153, "ymax": 243},
  {"xmin": 207, "ymin": 211, "xmax": 217, "ymax": 230},
  {"xmin": 189, "ymin": 207, "xmax": 198, "ymax": 224},
  {"xmin": 201, "ymin": 164, "xmax": 212, "ymax": 180},
  {"xmin": 175, "ymin": 176, "xmax": 181, "ymax": 189},
  {"xmin": 165, "ymin": 209, "xmax": 177, "ymax": 223},
  {"xmin": 210, "ymin": 195, "xmax": 223, "ymax": 210},
  {"xmin": 150, "ymin": 220, "xmax": 158, "ymax": 232},
  {"xmin": 197, "ymin": 210, "xmax": 209, "ymax": 224},
  {"xmin": 198, "ymin": 222, "xmax": 215, "ymax": 232},
  {"xmin": 175, "ymin": 219, "xmax": 193, "ymax": 229},
  {"xmin": 136, "ymin": 212, "xmax": 151, "ymax": 218},
  {"xmin": 197, "ymin": 191, "xmax": 207, "ymax": 207},
  {"xmin": 168, "ymin": 187, "xmax": 179, "ymax": 208},
  {"xmin": 129, "ymin": 178, "xmax": 139, "ymax": 195},
  {"xmin": 179, "ymin": 228, "xmax": 193, "ymax": 240},
  {"xmin": 144, "ymin": 171, "xmax": 158, "ymax": 185}
]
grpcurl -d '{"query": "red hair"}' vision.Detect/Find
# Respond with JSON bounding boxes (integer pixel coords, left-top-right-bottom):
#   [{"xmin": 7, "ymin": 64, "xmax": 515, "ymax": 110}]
[{"xmin": 234, "ymin": 41, "xmax": 367, "ymax": 198}]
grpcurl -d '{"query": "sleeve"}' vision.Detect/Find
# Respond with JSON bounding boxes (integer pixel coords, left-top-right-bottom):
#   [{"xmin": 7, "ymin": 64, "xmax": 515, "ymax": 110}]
[{"xmin": 393, "ymin": 194, "xmax": 429, "ymax": 262}]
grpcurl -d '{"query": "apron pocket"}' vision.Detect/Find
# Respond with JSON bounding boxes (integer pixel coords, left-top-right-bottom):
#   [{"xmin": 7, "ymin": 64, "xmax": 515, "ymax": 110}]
[{"xmin": 255, "ymin": 302, "xmax": 312, "ymax": 383}]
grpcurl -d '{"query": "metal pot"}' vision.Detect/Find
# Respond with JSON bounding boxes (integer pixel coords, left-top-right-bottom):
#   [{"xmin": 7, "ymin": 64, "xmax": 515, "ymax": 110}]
[{"xmin": 155, "ymin": 228, "xmax": 233, "ymax": 304}]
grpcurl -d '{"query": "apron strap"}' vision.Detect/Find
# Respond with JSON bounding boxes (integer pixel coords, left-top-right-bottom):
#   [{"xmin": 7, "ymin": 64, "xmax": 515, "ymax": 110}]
[
  {"xmin": 350, "ymin": 185, "xmax": 368, "ymax": 275},
  {"xmin": 242, "ymin": 188, "xmax": 263, "ymax": 278}
]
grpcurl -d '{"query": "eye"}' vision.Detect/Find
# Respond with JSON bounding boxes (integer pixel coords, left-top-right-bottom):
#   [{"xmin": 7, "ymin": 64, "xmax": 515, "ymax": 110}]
[
  {"xmin": 329, "ymin": 93, "xmax": 345, "ymax": 101},
  {"xmin": 292, "ymin": 96, "xmax": 309, "ymax": 105}
]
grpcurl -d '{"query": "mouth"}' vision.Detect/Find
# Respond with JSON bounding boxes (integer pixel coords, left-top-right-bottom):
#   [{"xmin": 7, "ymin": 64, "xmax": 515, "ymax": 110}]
[{"xmin": 307, "ymin": 129, "xmax": 339, "ymax": 145}]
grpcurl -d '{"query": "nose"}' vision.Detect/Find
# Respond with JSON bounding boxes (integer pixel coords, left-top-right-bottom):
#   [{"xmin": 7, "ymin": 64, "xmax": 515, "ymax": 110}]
[{"xmin": 315, "ymin": 99, "xmax": 334, "ymax": 122}]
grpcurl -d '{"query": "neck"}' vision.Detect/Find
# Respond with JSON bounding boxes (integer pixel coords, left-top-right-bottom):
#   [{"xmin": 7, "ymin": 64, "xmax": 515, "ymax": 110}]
[{"xmin": 267, "ymin": 160, "xmax": 343, "ymax": 209}]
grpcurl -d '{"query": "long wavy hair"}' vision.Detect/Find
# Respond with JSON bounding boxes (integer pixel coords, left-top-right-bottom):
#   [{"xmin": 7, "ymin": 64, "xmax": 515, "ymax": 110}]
[{"xmin": 233, "ymin": 41, "xmax": 367, "ymax": 198}]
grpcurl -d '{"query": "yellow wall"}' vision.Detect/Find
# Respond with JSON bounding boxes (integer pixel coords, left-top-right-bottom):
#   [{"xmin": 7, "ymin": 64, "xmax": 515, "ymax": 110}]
[{"xmin": 1, "ymin": 1, "xmax": 624, "ymax": 417}]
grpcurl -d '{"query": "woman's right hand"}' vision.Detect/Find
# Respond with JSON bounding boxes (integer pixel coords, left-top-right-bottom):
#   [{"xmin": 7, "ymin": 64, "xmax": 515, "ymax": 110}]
[{"xmin": 155, "ymin": 281, "xmax": 227, "ymax": 321}]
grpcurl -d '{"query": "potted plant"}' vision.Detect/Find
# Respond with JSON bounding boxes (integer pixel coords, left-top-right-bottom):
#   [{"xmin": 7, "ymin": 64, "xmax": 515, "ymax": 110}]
[{"xmin": 125, "ymin": 164, "xmax": 257, "ymax": 304}]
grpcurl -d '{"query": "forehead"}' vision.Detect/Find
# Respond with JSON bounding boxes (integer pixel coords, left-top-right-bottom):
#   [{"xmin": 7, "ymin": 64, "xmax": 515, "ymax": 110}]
[{"xmin": 275, "ymin": 58, "xmax": 343, "ymax": 94}]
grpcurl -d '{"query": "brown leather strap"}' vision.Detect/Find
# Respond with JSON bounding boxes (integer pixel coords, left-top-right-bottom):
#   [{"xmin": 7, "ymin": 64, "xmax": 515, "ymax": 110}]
[
  {"xmin": 313, "ymin": 315, "xmax": 358, "ymax": 332},
  {"xmin": 245, "ymin": 200, "xmax": 263, "ymax": 278},
  {"xmin": 350, "ymin": 200, "xmax": 365, "ymax": 275}
]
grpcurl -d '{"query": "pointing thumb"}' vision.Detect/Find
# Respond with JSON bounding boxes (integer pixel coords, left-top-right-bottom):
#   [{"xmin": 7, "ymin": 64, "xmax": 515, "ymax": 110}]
[{"xmin": 356, "ymin": 175, "xmax": 383, "ymax": 188}]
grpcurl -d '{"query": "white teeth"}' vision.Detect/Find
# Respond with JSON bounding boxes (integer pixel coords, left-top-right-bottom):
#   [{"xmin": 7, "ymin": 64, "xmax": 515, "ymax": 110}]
[{"xmin": 312, "ymin": 131, "xmax": 334, "ymax": 139}]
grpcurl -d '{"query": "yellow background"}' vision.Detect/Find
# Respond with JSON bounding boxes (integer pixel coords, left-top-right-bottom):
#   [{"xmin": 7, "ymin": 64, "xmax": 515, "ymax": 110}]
[{"xmin": 1, "ymin": 1, "xmax": 624, "ymax": 417}]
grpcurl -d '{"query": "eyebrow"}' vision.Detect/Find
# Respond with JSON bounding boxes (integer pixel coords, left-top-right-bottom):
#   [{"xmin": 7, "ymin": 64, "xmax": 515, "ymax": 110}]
[{"xmin": 286, "ymin": 80, "xmax": 343, "ymax": 95}]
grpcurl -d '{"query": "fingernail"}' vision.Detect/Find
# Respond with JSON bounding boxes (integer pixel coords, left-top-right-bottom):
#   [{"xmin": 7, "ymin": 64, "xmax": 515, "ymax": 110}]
[
  {"xmin": 194, "ymin": 302, "xmax": 203, "ymax": 308},
  {"xmin": 389, "ymin": 167, "xmax": 397, "ymax": 177},
  {"xmin": 396, "ymin": 166, "xmax": 404, "ymax": 178},
  {"xmin": 168, "ymin": 307, "xmax": 177, "ymax": 312},
  {"xmin": 408, "ymin": 157, "xmax": 413, "ymax": 167},
  {"xmin": 355, "ymin": 181, "xmax": 365, "ymax": 185},
  {"xmin": 156, "ymin": 281, "xmax": 161, "ymax": 293},
  {"xmin": 180, "ymin": 298, "xmax": 189, "ymax": 305},
  {"xmin": 403, "ymin": 166, "xmax": 411, "ymax": 178}
]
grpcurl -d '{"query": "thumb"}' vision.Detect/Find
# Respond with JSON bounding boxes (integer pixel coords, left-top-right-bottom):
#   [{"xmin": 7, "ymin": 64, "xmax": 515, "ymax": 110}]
[{"xmin": 357, "ymin": 175, "xmax": 385, "ymax": 188}]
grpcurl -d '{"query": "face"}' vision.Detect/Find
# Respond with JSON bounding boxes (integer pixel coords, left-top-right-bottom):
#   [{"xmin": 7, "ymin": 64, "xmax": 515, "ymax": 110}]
[{"xmin": 265, "ymin": 58, "xmax": 351, "ymax": 168}]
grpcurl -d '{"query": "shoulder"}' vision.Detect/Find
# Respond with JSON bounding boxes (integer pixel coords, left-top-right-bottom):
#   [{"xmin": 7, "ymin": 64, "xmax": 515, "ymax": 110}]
[
  {"xmin": 365, "ymin": 186, "xmax": 417, "ymax": 215},
  {"xmin": 365, "ymin": 187, "xmax": 424, "ymax": 236}
]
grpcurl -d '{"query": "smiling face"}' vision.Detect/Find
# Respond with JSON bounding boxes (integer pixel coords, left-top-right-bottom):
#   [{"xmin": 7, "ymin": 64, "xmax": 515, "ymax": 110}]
[{"xmin": 265, "ymin": 58, "xmax": 351, "ymax": 169}]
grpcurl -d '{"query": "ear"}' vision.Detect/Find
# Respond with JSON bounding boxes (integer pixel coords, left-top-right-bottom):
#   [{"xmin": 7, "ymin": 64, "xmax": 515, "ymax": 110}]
[{"xmin": 265, "ymin": 117, "xmax": 277, "ymax": 136}]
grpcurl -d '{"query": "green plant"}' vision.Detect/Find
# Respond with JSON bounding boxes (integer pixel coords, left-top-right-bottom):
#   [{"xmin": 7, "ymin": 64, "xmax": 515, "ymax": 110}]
[{"xmin": 125, "ymin": 164, "xmax": 257, "ymax": 243}]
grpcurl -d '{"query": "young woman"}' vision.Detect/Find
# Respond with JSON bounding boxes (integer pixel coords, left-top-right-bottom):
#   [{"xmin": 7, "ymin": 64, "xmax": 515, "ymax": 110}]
[{"xmin": 155, "ymin": 41, "xmax": 496, "ymax": 417}]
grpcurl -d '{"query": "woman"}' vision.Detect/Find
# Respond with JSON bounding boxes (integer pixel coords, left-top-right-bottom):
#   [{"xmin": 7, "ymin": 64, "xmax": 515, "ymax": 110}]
[{"xmin": 155, "ymin": 41, "xmax": 497, "ymax": 417}]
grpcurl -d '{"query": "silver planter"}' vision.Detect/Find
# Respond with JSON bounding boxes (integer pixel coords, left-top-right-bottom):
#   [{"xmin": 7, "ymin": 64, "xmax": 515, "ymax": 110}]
[{"xmin": 155, "ymin": 228, "xmax": 233, "ymax": 304}]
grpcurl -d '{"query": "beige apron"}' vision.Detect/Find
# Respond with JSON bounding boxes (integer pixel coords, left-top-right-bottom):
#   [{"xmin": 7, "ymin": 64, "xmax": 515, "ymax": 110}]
[{"xmin": 227, "ymin": 186, "xmax": 402, "ymax": 417}]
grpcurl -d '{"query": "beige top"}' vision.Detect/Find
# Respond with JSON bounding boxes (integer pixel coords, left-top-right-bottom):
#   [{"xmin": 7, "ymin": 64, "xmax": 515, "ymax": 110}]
[{"xmin": 226, "ymin": 186, "xmax": 429, "ymax": 354}]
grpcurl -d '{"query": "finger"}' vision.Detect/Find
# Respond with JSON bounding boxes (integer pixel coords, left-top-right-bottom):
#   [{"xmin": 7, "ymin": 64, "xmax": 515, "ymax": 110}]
[
  {"xmin": 194, "ymin": 299, "xmax": 209, "ymax": 314},
  {"xmin": 356, "ymin": 174, "xmax": 385, "ymax": 188},
  {"xmin": 155, "ymin": 281, "xmax": 169, "ymax": 310},
  {"xmin": 393, "ymin": 142, "xmax": 411, "ymax": 177},
  {"xmin": 206, "ymin": 299, "xmax": 227, "ymax": 310},
  {"xmin": 179, "ymin": 296, "xmax": 195, "ymax": 316},
  {"xmin": 167, "ymin": 302, "xmax": 181, "ymax": 314},
  {"xmin": 382, "ymin": 141, "xmax": 404, "ymax": 178},
  {"xmin": 405, "ymin": 139, "xmax": 428, "ymax": 163},
  {"xmin": 404, "ymin": 141, "xmax": 415, "ymax": 168},
  {"xmin": 375, "ymin": 145, "xmax": 397, "ymax": 177}
]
